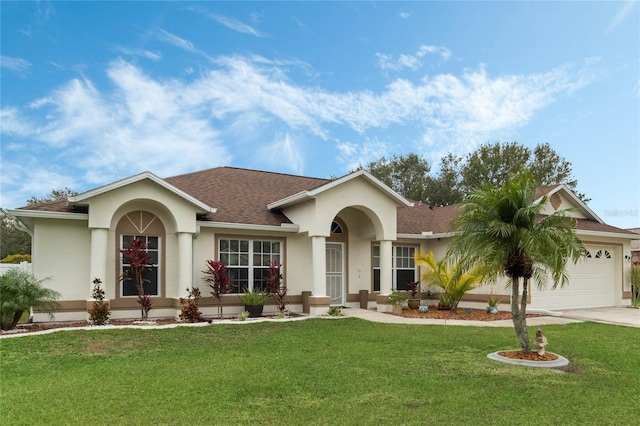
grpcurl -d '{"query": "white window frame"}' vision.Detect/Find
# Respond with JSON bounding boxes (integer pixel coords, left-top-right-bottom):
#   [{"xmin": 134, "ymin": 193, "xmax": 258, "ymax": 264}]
[
  {"xmin": 218, "ymin": 238, "xmax": 282, "ymax": 293},
  {"xmin": 372, "ymin": 244, "xmax": 418, "ymax": 291}
]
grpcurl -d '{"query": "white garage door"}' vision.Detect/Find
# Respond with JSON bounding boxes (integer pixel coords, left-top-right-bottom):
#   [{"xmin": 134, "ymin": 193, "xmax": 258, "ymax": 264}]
[{"xmin": 530, "ymin": 245, "xmax": 616, "ymax": 310}]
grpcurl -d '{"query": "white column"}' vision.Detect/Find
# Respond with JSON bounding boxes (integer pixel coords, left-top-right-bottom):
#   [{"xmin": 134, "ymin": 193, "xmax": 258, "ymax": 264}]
[
  {"xmin": 311, "ymin": 236, "xmax": 327, "ymax": 297},
  {"xmin": 379, "ymin": 240, "xmax": 393, "ymax": 295},
  {"xmin": 178, "ymin": 232, "xmax": 194, "ymax": 289},
  {"xmin": 89, "ymin": 228, "xmax": 109, "ymax": 293}
]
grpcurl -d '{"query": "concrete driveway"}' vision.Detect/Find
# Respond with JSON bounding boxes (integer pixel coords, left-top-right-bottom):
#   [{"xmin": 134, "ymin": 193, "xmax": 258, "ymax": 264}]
[{"xmin": 558, "ymin": 307, "xmax": 640, "ymax": 328}]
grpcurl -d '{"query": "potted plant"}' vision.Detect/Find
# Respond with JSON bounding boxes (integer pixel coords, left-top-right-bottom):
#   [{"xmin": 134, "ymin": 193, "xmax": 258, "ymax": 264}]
[
  {"xmin": 389, "ymin": 290, "xmax": 406, "ymax": 315},
  {"xmin": 405, "ymin": 280, "xmax": 421, "ymax": 310},
  {"xmin": 238, "ymin": 287, "xmax": 269, "ymax": 318},
  {"xmin": 487, "ymin": 293, "xmax": 503, "ymax": 314}
]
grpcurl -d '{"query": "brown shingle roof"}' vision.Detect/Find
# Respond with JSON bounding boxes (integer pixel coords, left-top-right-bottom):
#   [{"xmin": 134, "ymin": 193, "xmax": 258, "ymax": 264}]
[
  {"xmin": 165, "ymin": 167, "xmax": 330, "ymax": 226},
  {"xmin": 14, "ymin": 167, "xmax": 635, "ymax": 237},
  {"xmin": 398, "ymin": 203, "xmax": 460, "ymax": 234}
]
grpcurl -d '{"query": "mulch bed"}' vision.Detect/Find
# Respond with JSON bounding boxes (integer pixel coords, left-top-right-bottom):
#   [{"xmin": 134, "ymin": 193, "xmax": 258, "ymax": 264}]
[
  {"xmin": 3, "ymin": 314, "xmax": 303, "ymax": 335},
  {"xmin": 392, "ymin": 307, "xmax": 543, "ymax": 321}
]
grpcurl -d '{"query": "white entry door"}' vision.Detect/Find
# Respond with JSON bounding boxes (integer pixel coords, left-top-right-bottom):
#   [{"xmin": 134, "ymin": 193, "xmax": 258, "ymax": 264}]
[{"xmin": 326, "ymin": 243, "xmax": 345, "ymax": 306}]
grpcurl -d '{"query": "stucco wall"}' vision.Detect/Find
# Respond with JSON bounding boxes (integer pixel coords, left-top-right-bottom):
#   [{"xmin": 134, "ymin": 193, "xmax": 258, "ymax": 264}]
[{"xmin": 33, "ymin": 218, "xmax": 90, "ymax": 300}]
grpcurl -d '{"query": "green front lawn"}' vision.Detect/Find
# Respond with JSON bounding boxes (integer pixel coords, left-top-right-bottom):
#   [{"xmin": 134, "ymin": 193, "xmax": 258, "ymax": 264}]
[{"xmin": 1, "ymin": 319, "xmax": 638, "ymax": 425}]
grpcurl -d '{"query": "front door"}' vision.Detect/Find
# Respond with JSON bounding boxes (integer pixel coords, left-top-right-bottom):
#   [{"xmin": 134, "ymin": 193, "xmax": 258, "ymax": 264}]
[{"xmin": 326, "ymin": 243, "xmax": 344, "ymax": 306}]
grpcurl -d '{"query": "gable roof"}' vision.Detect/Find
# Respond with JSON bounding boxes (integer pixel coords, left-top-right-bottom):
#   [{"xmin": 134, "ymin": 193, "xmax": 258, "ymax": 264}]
[
  {"xmin": 68, "ymin": 171, "xmax": 216, "ymax": 213},
  {"xmin": 534, "ymin": 184, "xmax": 603, "ymax": 223},
  {"xmin": 266, "ymin": 169, "xmax": 412, "ymax": 210}
]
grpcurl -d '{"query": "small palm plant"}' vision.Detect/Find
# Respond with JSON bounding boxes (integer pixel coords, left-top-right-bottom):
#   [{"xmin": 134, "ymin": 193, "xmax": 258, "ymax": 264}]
[
  {"xmin": 0, "ymin": 267, "xmax": 60, "ymax": 330},
  {"xmin": 415, "ymin": 251, "xmax": 484, "ymax": 312}
]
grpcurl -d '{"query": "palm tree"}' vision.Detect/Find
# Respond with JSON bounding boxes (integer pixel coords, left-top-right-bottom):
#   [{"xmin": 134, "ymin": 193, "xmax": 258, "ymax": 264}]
[
  {"xmin": 448, "ymin": 171, "xmax": 584, "ymax": 352},
  {"xmin": 0, "ymin": 267, "xmax": 61, "ymax": 330},
  {"xmin": 415, "ymin": 251, "xmax": 484, "ymax": 312}
]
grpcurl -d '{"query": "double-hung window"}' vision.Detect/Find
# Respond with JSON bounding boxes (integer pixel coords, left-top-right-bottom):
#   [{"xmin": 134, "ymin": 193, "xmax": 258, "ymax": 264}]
[
  {"xmin": 372, "ymin": 245, "xmax": 417, "ymax": 291},
  {"xmin": 121, "ymin": 235, "xmax": 160, "ymax": 297},
  {"xmin": 219, "ymin": 238, "xmax": 281, "ymax": 293}
]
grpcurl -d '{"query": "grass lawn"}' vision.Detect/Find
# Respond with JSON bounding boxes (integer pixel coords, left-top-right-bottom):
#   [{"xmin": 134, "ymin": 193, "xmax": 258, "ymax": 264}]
[{"xmin": 1, "ymin": 318, "xmax": 638, "ymax": 425}]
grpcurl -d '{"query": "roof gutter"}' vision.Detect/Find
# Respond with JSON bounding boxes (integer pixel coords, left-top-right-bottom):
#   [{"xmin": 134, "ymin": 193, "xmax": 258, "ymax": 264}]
[{"xmin": 197, "ymin": 221, "xmax": 300, "ymax": 233}]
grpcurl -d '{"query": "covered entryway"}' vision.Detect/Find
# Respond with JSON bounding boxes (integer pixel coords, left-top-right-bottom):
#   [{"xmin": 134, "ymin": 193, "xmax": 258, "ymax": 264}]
[{"xmin": 531, "ymin": 245, "xmax": 617, "ymax": 310}]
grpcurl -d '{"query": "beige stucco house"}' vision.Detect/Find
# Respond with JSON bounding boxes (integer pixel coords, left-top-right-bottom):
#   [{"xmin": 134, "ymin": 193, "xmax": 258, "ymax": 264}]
[{"xmin": 9, "ymin": 167, "xmax": 637, "ymax": 321}]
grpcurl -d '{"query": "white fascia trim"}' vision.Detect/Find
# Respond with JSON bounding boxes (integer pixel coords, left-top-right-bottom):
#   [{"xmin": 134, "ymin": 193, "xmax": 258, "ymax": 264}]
[
  {"xmin": 68, "ymin": 171, "xmax": 216, "ymax": 214},
  {"xmin": 576, "ymin": 229, "xmax": 638, "ymax": 240},
  {"xmin": 197, "ymin": 221, "xmax": 300, "ymax": 233},
  {"xmin": 536, "ymin": 185, "xmax": 603, "ymax": 223},
  {"xmin": 7, "ymin": 210, "xmax": 88, "ymax": 221},
  {"xmin": 267, "ymin": 170, "xmax": 413, "ymax": 210}
]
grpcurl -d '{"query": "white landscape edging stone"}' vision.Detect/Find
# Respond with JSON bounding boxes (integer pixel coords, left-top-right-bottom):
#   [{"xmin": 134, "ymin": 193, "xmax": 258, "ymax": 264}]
[{"xmin": 487, "ymin": 351, "xmax": 569, "ymax": 369}]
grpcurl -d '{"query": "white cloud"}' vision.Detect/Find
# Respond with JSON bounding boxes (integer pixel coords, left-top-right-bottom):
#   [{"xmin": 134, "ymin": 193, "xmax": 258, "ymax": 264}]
[
  {"xmin": 113, "ymin": 46, "xmax": 162, "ymax": 61},
  {"xmin": 377, "ymin": 45, "xmax": 452, "ymax": 72},
  {"xmin": 208, "ymin": 14, "xmax": 267, "ymax": 37},
  {"xmin": 258, "ymin": 133, "xmax": 304, "ymax": 175},
  {"xmin": 399, "ymin": 12, "xmax": 411, "ymax": 20},
  {"xmin": 0, "ymin": 108, "xmax": 34, "ymax": 136},
  {"xmin": 1, "ymin": 55, "xmax": 32, "ymax": 73},
  {"xmin": 153, "ymin": 29, "xmax": 213, "ymax": 62},
  {"xmin": 189, "ymin": 6, "xmax": 267, "ymax": 37},
  {"xmin": 3, "ymin": 55, "xmax": 591, "ymax": 207},
  {"xmin": 607, "ymin": 1, "xmax": 637, "ymax": 33}
]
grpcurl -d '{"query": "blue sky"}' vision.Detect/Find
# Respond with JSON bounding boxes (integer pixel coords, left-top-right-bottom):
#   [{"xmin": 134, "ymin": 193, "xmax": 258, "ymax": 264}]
[{"xmin": 1, "ymin": 1, "xmax": 638, "ymax": 228}]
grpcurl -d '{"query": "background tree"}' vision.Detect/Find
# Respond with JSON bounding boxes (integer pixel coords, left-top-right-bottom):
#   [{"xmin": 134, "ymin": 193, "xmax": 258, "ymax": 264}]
[
  {"xmin": 358, "ymin": 153, "xmax": 431, "ymax": 202},
  {"xmin": 361, "ymin": 142, "xmax": 587, "ymax": 206},
  {"xmin": 1, "ymin": 189, "xmax": 78, "ymax": 259},
  {"xmin": 27, "ymin": 188, "xmax": 78, "ymax": 205},
  {"xmin": 424, "ymin": 153, "xmax": 464, "ymax": 206},
  {"xmin": 0, "ymin": 210, "xmax": 31, "ymax": 259},
  {"xmin": 447, "ymin": 172, "xmax": 584, "ymax": 352}
]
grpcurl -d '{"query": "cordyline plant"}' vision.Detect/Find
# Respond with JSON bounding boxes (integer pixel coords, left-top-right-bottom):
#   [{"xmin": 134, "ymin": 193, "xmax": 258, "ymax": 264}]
[
  {"xmin": 204, "ymin": 260, "xmax": 230, "ymax": 319},
  {"xmin": 266, "ymin": 262, "xmax": 287, "ymax": 314},
  {"xmin": 120, "ymin": 238, "xmax": 153, "ymax": 321}
]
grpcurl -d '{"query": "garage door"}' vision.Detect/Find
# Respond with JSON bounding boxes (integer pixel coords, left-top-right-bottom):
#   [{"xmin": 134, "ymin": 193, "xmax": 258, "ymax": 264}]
[{"xmin": 530, "ymin": 245, "xmax": 616, "ymax": 310}]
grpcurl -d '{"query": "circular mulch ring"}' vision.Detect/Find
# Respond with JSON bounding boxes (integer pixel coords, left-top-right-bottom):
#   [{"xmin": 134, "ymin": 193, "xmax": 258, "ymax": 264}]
[{"xmin": 488, "ymin": 350, "xmax": 569, "ymax": 368}]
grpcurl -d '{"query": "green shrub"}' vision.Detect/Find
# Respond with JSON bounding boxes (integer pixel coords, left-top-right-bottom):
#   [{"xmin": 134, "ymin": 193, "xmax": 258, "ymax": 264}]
[{"xmin": 0, "ymin": 267, "xmax": 60, "ymax": 330}]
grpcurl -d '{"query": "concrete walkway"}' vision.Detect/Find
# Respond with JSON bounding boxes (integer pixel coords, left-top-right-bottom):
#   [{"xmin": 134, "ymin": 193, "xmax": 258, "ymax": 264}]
[
  {"xmin": 558, "ymin": 307, "xmax": 640, "ymax": 328},
  {"xmin": 341, "ymin": 307, "xmax": 640, "ymax": 328}
]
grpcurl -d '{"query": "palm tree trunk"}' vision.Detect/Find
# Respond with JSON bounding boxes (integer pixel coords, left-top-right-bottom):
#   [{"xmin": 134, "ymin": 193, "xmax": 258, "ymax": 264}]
[{"xmin": 510, "ymin": 277, "xmax": 530, "ymax": 353}]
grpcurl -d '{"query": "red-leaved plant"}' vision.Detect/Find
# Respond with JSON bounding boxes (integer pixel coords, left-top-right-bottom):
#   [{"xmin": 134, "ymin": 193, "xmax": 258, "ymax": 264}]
[
  {"xmin": 266, "ymin": 262, "xmax": 287, "ymax": 315},
  {"xmin": 120, "ymin": 238, "xmax": 152, "ymax": 321},
  {"xmin": 406, "ymin": 280, "xmax": 421, "ymax": 299},
  {"xmin": 179, "ymin": 287, "xmax": 203, "ymax": 323},
  {"xmin": 204, "ymin": 260, "xmax": 231, "ymax": 319}
]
